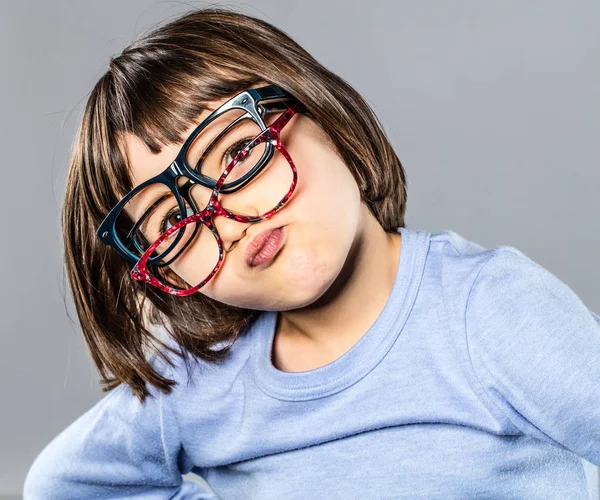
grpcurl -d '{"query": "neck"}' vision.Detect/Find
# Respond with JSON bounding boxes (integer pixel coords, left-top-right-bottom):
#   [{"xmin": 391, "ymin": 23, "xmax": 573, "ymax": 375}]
[{"xmin": 273, "ymin": 206, "xmax": 403, "ymax": 369}]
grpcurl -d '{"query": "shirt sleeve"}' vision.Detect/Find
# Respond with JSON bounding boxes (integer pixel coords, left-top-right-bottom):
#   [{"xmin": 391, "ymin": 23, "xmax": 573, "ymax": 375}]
[
  {"xmin": 23, "ymin": 360, "xmax": 218, "ymax": 499},
  {"xmin": 465, "ymin": 247, "xmax": 600, "ymax": 467}
]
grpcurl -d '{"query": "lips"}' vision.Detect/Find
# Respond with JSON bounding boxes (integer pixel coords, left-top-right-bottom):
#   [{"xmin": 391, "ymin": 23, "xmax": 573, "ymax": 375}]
[{"xmin": 244, "ymin": 227, "xmax": 285, "ymax": 268}]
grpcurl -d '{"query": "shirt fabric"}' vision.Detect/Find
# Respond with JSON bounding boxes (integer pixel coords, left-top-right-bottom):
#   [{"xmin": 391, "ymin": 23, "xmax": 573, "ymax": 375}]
[{"xmin": 24, "ymin": 226, "xmax": 600, "ymax": 499}]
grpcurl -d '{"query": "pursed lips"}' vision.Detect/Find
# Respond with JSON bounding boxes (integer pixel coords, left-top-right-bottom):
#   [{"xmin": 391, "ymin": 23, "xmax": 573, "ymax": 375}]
[{"xmin": 244, "ymin": 226, "xmax": 285, "ymax": 267}]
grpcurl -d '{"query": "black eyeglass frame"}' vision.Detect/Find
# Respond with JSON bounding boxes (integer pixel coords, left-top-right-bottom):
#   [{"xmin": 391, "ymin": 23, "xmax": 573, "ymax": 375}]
[{"xmin": 96, "ymin": 84, "xmax": 302, "ymax": 265}]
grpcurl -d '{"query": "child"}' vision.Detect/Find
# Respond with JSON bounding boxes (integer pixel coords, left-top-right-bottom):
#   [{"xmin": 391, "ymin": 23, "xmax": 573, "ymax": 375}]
[{"xmin": 24, "ymin": 7, "xmax": 600, "ymax": 499}]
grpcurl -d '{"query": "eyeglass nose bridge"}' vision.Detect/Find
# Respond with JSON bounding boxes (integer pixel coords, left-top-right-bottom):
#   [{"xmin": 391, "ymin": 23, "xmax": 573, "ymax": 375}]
[{"xmin": 177, "ymin": 177, "xmax": 218, "ymax": 220}]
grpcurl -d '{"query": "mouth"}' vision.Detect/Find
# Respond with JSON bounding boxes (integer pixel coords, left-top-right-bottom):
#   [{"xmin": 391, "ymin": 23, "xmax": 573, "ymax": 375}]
[{"xmin": 245, "ymin": 226, "xmax": 286, "ymax": 269}]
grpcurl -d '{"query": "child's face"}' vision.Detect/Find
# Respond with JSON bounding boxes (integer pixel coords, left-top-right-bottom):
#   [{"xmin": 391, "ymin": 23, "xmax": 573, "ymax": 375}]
[{"xmin": 124, "ymin": 90, "xmax": 365, "ymax": 311}]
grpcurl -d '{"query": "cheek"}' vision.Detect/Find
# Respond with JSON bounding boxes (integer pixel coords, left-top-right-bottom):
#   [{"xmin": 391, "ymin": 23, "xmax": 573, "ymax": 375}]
[
  {"xmin": 279, "ymin": 242, "xmax": 329, "ymax": 290},
  {"xmin": 164, "ymin": 232, "xmax": 222, "ymax": 290},
  {"xmin": 287, "ymin": 140, "xmax": 361, "ymax": 225},
  {"xmin": 167, "ymin": 250, "xmax": 207, "ymax": 289},
  {"xmin": 275, "ymin": 115, "xmax": 363, "ymax": 232}
]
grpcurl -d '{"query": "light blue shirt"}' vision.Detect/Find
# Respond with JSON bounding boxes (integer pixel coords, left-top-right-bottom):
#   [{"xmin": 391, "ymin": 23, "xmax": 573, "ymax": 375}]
[{"xmin": 24, "ymin": 227, "xmax": 600, "ymax": 499}]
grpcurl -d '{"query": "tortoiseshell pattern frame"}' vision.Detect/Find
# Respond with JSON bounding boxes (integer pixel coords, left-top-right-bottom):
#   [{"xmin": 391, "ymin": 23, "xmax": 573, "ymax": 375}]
[
  {"xmin": 96, "ymin": 84, "xmax": 300, "ymax": 266},
  {"xmin": 130, "ymin": 103, "xmax": 300, "ymax": 297}
]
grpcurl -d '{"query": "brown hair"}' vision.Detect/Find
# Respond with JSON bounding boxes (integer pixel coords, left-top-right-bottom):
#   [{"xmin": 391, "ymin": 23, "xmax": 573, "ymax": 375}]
[{"xmin": 63, "ymin": 6, "xmax": 407, "ymax": 403}]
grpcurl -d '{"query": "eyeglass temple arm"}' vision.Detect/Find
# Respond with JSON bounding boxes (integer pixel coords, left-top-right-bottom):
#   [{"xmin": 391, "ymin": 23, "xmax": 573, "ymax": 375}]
[
  {"xmin": 252, "ymin": 85, "xmax": 307, "ymax": 114},
  {"xmin": 253, "ymin": 85, "xmax": 292, "ymax": 101}
]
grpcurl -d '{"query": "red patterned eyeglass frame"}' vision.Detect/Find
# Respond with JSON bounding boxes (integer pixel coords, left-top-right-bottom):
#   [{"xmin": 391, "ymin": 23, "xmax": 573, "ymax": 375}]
[{"xmin": 130, "ymin": 102, "xmax": 300, "ymax": 297}]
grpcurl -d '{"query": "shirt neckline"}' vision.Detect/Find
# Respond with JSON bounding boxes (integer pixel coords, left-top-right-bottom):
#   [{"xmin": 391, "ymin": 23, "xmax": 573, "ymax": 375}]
[{"xmin": 250, "ymin": 226, "xmax": 431, "ymax": 401}]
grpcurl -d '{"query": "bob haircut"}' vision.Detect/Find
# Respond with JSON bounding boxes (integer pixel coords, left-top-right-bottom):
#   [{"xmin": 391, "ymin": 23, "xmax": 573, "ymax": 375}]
[{"xmin": 63, "ymin": 7, "xmax": 407, "ymax": 402}]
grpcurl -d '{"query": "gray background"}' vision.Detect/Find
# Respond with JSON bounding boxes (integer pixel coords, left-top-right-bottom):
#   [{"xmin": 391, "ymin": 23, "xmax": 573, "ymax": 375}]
[{"xmin": 1, "ymin": 0, "xmax": 598, "ymax": 497}]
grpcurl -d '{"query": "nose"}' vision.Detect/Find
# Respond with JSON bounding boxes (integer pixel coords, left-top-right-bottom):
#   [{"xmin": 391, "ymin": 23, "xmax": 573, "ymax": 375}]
[
  {"xmin": 213, "ymin": 194, "xmax": 262, "ymax": 252},
  {"xmin": 211, "ymin": 215, "xmax": 250, "ymax": 252},
  {"xmin": 182, "ymin": 177, "xmax": 261, "ymax": 252}
]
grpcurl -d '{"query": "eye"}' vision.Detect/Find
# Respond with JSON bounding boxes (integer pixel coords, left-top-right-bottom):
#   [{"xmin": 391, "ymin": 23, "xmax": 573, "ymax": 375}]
[
  {"xmin": 161, "ymin": 205, "xmax": 195, "ymax": 234},
  {"xmin": 224, "ymin": 137, "xmax": 253, "ymax": 166}
]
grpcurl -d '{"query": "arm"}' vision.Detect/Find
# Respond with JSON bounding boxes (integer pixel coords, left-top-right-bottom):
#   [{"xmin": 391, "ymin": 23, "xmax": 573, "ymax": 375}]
[
  {"xmin": 465, "ymin": 248, "xmax": 600, "ymax": 466},
  {"xmin": 23, "ymin": 363, "xmax": 217, "ymax": 499}
]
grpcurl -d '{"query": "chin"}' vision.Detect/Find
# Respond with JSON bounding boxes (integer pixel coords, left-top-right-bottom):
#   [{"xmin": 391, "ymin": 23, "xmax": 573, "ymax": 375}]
[
  {"xmin": 277, "ymin": 286, "xmax": 332, "ymax": 311},
  {"xmin": 203, "ymin": 232, "xmax": 346, "ymax": 310},
  {"xmin": 248, "ymin": 284, "xmax": 333, "ymax": 312},
  {"xmin": 225, "ymin": 250, "xmax": 336, "ymax": 311},
  {"xmin": 273, "ymin": 246, "xmax": 339, "ymax": 304}
]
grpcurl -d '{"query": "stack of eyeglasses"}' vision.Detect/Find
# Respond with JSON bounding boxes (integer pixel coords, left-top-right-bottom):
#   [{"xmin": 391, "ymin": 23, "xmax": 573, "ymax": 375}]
[{"xmin": 96, "ymin": 85, "xmax": 303, "ymax": 296}]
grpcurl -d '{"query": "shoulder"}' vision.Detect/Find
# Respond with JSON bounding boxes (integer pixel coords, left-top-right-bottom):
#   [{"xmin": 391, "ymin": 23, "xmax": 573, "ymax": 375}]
[
  {"xmin": 464, "ymin": 242, "xmax": 596, "ymax": 346},
  {"xmin": 429, "ymin": 228, "xmax": 591, "ymax": 319},
  {"xmin": 427, "ymin": 228, "xmax": 571, "ymax": 291},
  {"xmin": 425, "ymin": 229, "xmax": 591, "ymax": 338},
  {"xmin": 428, "ymin": 229, "xmax": 522, "ymax": 301}
]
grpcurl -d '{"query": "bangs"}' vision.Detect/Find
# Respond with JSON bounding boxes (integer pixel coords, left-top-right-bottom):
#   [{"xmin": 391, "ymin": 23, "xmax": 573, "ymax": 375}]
[
  {"xmin": 90, "ymin": 59, "xmax": 261, "ymax": 202},
  {"xmin": 106, "ymin": 58, "xmax": 262, "ymax": 190},
  {"xmin": 109, "ymin": 61, "xmax": 261, "ymax": 153}
]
